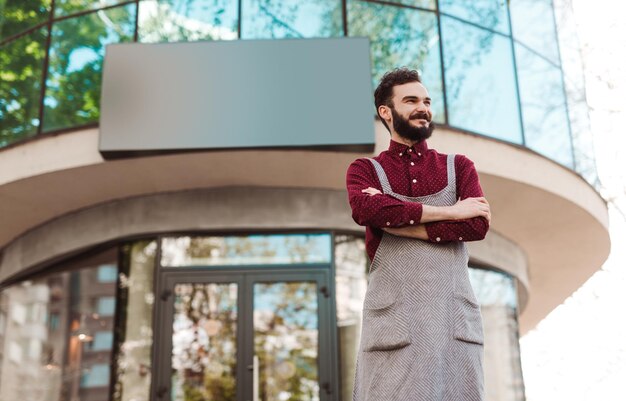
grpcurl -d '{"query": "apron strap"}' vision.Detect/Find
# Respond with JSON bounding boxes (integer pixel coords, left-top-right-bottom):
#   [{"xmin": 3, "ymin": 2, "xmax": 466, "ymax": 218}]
[
  {"xmin": 366, "ymin": 158, "xmax": 393, "ymax": 194},
  {"xmin": 447, "ymin": 154, "xmax": 457, "ymax": 193}
]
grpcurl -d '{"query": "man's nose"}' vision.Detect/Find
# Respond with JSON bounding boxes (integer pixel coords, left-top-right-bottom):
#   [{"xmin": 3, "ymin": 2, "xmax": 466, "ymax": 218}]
[{"xmin": 415, "ymin": 101, "xmax": 428, "ymax": 112}]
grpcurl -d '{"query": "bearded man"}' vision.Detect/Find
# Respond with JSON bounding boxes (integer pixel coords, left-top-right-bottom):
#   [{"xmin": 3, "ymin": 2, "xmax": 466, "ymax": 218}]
[{"xmin": 347, "ymin": 68, "xmax": 490, "ymax": 401}]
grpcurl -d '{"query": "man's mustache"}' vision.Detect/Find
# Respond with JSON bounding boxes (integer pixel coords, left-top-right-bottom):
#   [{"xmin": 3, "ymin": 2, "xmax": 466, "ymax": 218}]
[{"xmin": 410, "ymin": 113, "xmax": 431, "ymax": 121}]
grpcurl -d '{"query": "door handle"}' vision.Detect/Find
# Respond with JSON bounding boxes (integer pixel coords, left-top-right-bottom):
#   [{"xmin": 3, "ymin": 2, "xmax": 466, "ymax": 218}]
[{"xmin": 247, "ymin": 355, "xmax": 259, "ymax": 401}]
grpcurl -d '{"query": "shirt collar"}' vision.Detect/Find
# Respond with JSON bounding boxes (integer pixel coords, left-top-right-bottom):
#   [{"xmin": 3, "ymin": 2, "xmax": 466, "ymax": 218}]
[{"xmin": 388, "ymin": 139, "xmax": 429, "ymax": 157}]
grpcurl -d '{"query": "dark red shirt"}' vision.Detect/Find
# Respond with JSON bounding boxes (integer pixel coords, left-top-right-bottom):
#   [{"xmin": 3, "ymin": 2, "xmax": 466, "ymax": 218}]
[{"xmin": 346, "ymin": 139, "xmax": 489, "ymax": 261}]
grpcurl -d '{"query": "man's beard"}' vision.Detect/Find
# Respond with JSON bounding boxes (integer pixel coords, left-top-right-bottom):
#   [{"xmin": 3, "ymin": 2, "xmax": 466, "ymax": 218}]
[{"xmin": 391, "ymin": 107, "xmax": 435, "ymax": 142}]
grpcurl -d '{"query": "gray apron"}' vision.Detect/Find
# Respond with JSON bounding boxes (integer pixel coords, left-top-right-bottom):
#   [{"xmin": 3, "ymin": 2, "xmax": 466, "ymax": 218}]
[{"xmin": 352, "ymin": 154, "xmax": 484, "ymax": 401}]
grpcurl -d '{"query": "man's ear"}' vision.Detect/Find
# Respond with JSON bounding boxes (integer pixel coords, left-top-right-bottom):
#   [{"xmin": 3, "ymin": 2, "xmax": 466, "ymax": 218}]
[{"xmin": 378, "ymin": 105, "xmax": 391, "ymax": 122}]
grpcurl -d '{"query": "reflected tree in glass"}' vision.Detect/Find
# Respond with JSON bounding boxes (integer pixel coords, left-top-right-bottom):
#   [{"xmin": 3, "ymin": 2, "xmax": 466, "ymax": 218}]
[
  {"xmin": 347, "ymin": 1, "xmax": 445, "ymax": 123},
  {"xmin": 0, "ymin": 0, "xmax": 51, "ymax": 40},
  {"xmin": 138, "ymin": 0, "xmax": 238, "ymax": 43},
  {"xmin": 441, "ymin": 16, "xmax": 522, "ymax": 142},
  {"xmin": 43, "ymin": 4, "xmax": 136, "ymax": 132},
  {"xmin": 55, "ymin": 0, "xmax": 130, "ymax": 17},
  {"xmin": 241, "ymin": 0, "xmax": 342, "ymax": 39},
  {"xmin": 439, "ymin": 0, "xmax": 510, "ymax": 34},
  {"xmin": 253, "ymin": 281, "xmax": 319, "ymax": 401},
  {"xmin": 0, "ymin": 28, "xmax": 47, "ymax": 145},
  {"xmin": 171, "ymin": 283, "xmax": 238, "ymax": 401}
]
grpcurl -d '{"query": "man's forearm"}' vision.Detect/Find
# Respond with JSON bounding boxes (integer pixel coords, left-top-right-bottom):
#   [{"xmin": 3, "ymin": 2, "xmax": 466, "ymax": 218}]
[
  {"xmin": 382, "ymin": 225, "xmax": 429, "ymax": 240},
  {"xmin": 420, "ymin": 204, "xmax": 454, "ymax": 223}
]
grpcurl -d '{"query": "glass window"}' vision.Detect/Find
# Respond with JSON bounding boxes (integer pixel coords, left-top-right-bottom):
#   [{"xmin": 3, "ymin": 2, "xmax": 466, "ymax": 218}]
[
  {"xmin": 241, "ymin": 0, "xmax": 342, "ymax": 39},
  {"xmin": 377, "ymin": 0, "xmax": 435, "ymax": 10},
  {"xmin": 55, "ymin": 0, "xmax": 129, "ymax": 17},
  {"xmin": 161, "ymin": 233, "xmax": 332, "ymax": 266},
  {"xmin": 441, "ymin": 16, "xmax": 522, "ymax": 143},
  {"xmin": 515, "ymin": 44, "xmax": 573, "ymax": 167},
  {"xmin": 91, "ymin": 331, "xmax": 114, "ymax": 351},
  {"xmin": 439, "ymin": 0, "xmax": 510, "ymax": 35},
  {"xmin": 509, "ymin": 0, "xmax": 560, "ymax": 65},
  {"xmin": 97, "ymin": 296, "xmax": 116, "ymax": 316},
  {"xmin": 113, "ymin": 240, "xmax": 157, "ymax": 401},
  {"xmin": 334, "ymin": 234, "xmax": 368, "ymax": 401},
  {"xmin": 97, "ymin": 264, "xmax": 118, "ymax": 282},
  {"xmin": 138, "ymin": 0, "xmax": 238, "ymax": 43},
  {"xmin": 0, "ymin": 28, "xmax": 47, "ymax": 146},
  {"xmin": 0, "ymin": 0, "xmax": 51, "ymax": 40},
  {"xmin": 80, "ymin": 363, "xmax": 111, "ymax": 388},
  {"xmin": 348, "ymin": 1, "xmax": 445, "ymax": 124},
  {"xmin": 0, "ymin": 248, "xmax": 118, "ymax": 401},
  {"xmin": 468, "ymin": 267, "xmax": 525, "ymax": 401},
  {"xmin": 42, "ymin": 3, "xmax": 136, "ymax": 132}
]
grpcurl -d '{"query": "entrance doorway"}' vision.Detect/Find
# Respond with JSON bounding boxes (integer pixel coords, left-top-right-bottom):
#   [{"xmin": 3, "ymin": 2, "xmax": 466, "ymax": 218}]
[{"xmin": 151, "ymin": 268, "xmax": 337, "ymax": 401}]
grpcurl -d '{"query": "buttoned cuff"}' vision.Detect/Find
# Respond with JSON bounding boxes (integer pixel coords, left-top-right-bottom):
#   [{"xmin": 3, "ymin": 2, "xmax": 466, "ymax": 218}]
[{"xmin": 425, "ymin": 222, "xmax": 456, "ymax": 243}]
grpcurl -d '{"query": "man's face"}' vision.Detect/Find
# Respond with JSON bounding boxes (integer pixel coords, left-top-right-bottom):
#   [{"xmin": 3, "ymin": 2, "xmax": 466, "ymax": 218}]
[{"xmin": 384, "ymin": 82, "xmax": 434, "ymax": 142}]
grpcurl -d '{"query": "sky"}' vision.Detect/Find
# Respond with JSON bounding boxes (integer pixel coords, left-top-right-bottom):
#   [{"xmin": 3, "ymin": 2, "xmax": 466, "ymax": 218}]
[{"xmin": 520, "ymin": 1, "xmax": 626, "ymax": 400}]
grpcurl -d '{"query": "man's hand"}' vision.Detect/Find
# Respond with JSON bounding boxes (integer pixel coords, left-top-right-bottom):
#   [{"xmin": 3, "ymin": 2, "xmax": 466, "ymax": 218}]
[
  {"xmin": 450, "ymin": 197, "xmax": 491, "ymax": 223},
  {"xmin": 361, "ymin": 187, "xmax": 382, "ymax": 196}
]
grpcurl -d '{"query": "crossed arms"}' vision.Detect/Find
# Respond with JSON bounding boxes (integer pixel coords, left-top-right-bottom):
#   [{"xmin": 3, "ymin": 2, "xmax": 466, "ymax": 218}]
[{"xmin": 346, "ymin": 157, "xmax": 490, "ymax": 243}]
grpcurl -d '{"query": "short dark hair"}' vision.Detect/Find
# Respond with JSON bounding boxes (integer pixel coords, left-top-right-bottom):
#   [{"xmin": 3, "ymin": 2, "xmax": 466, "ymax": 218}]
[{"xmin": 374, "ymin": 68, "xmax": 422, "ymax": 132}]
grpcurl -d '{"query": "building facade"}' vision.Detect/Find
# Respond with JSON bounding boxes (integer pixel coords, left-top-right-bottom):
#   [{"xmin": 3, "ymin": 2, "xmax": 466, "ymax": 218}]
[{"xmin": 0, "ymin": 1, "xmax": 610, "ymax": 401}]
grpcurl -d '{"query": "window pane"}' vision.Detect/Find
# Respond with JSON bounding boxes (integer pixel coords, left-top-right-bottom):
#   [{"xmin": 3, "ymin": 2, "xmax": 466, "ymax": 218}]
[
  {"xmin": 515, "ymin": 44, "xmax": 573, "ymax": 167},
  {"xmin": 348, "ymin": 1, "xmax": 444, "ymax": 123},
  {"xmin": 0, "ymin": 0, "xmax": 51, "ymax": 40},
  {"xmin": 43, "ymin": 4, "xmax": 136, "ymax": 132},
  {"xmin": 97, "ymin": 296, "xmax": 116, "ymax": 316},
  {"xmin": 97, "ymin": 264, "xmax": 118, "ymax": 282},
  {"xmin": 0, "ymin": 248, "xmax": 118, "ymax": 401},
  {"xmin": 0, "ymin": 28, "xmax": 47, "ymax": 147},
  {"xmin": 55, "ymin": 0, "xmax": 129, "ymax": 17},
  {"xmin": 113, "ymin": 240, "xmax": 157, "ymax": 401},
  {"xmin": 509, "ymin": 0, "xmax": 560, "ymax": 65},
  {"xmin": 441, "ymin": 16, "xmax": 522, "ymax": 142},
  {"xmin": 377, "ymin": 0, "xmax": 435, "ymax": 10},
  {"xmin": 469, "ymin": 267, "xmax": 525, "ymax": 400},
  {"xmin": 161, "ymin": 234, "xmax": 332, "ymax": 266},
  {"xmin": 138, "ymin": 0, "xmax": 238, "ymax": 43},
  {"xmin": 439, "ymin": 0, "xmax": 510, "ymax": 34},
  {"xmin": 241, "ymin": 0, "xmax": 342, "ymax": 39},
  {"xmin": 334, "ymin": 235, "xmax": 368, "ymax": 401}
]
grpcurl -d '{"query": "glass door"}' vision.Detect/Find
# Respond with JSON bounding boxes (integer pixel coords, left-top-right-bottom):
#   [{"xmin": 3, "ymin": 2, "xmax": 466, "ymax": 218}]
[{"xmin": 152, "ymin": 269, "xmax": 336, "ymax": 401}]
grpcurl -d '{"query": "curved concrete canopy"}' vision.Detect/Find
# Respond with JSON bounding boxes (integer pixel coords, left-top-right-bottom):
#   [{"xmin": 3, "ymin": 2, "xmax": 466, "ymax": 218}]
[{"xmin": 0, "ymin": 125, "xmax": 609, "ymax": 333}]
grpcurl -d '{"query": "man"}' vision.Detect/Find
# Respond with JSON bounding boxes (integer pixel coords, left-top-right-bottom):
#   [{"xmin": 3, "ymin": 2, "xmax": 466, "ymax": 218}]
[{"xmin": 347, "ymin": 68, "xmax": 490, "ymax": 401}]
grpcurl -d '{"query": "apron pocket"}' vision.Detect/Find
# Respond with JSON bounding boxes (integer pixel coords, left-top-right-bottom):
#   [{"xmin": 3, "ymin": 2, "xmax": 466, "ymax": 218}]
[
  {"xmin": 453, "ymin": 293, "xmax": 484, "ymax": 345},
  {"xmin": 361, "ymin": 297, "xmax": 411, "ymax": 352}
]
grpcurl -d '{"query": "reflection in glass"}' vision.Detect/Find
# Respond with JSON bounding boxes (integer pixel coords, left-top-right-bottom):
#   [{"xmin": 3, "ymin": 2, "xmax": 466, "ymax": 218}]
[
  {"xmin": 0, "ymin": 28, "xmax": 47, "ymax": 146},
  {"xmin": 376, "ymin": 0, "xmax": 435, "ymax": 10},
  {"xmin": 171, "ymin": 282, "xmax": 238, "ymax": 401},
  {"xmin": 441, "ymin": 16, "xmax": 522, "ymax": 142},
  {"xmin": 509, "ymin": 0, "xmax": 560, "ymax": 65},
  {"xmin": 554, "ymin": 0, "xmax": 598, "ymax": 185},
  {"xmin": 253, "ymin": 281, "xmax": 319, "ymax": 400},
  {"xmin": 55, "ymin": 0, "xmax": 129, "ymax": 17},
  {"xmin": 334, "ymin": 235, "xmax": 367, "ymax": 401},
  {"xmin": 439, "ymin": 0, "xmax": 510, "ymax": 34},
  {"xmin": 0, "ymin": 0, "xmax": 50, "ymax": 40},
  {"xmin": 469, "ymin": 267, "xmax": 525, "ymax": 401},
  {"xmin": 161, "ymin": 234, "xmax": 332, "ymax": 266},
  {"xmin": 43, "ymin": 4, "xmax": 136, "ymax": 132},
  {"xmin": 241, "ymin": 0, "xmax": 342, "ymax": 39},
  {"xmin": 0, "ymin": 248, "xmax": 118, "ymax": 401},
  {"xmin": 515, "ymin": 45, "xmax": 573, "ymax": 167},
  {"xmin": 348, "ymin": 1, "xmax": 444, "ymax": 123},
  {"xmin": 113, "ymin": 241, "xmax": 157, "ymax": 401},
  {"xmin": 138, "ymin": 0, "xmax": 238, "ymax": 43}
]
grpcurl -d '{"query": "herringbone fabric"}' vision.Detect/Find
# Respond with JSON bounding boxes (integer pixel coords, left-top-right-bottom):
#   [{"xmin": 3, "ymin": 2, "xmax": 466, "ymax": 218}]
[{"xmin": 352, "ymin": 154, "xmax": 485, "ymax": 401}]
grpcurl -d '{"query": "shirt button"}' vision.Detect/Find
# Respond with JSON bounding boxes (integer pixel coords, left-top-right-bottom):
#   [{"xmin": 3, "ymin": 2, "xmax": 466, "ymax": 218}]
[
  {"xmin": 412, "ymin": 179, "xmax": 417, "ymax": 183},
  {"xmin": 399, "ymin": 152, "xmax": 403, "ymax": 156},
  {"xmin": 436, "ymin": 237, "xmax": 441, "ymax": 242},
  {"xmin": 408, "ymin": 149, "xmax": 412, "ymax": 152},
  {"xmin": 459, "ymin": 237, "xmax": 463, "ymax": 241},
  {"xmin": 410, "ymin": 220, "xmax": 415, "ymax": 225},
  {"xmin": 386, "ymin": 221, "xmax": 391, "ymax": 226},
  {"xmin": 410, "ymin": 162, "xmax": 415, "ymax": 166},
  {"xmin": 418, "ymin": 152, "xmax": 422, "ymax": 156}
]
